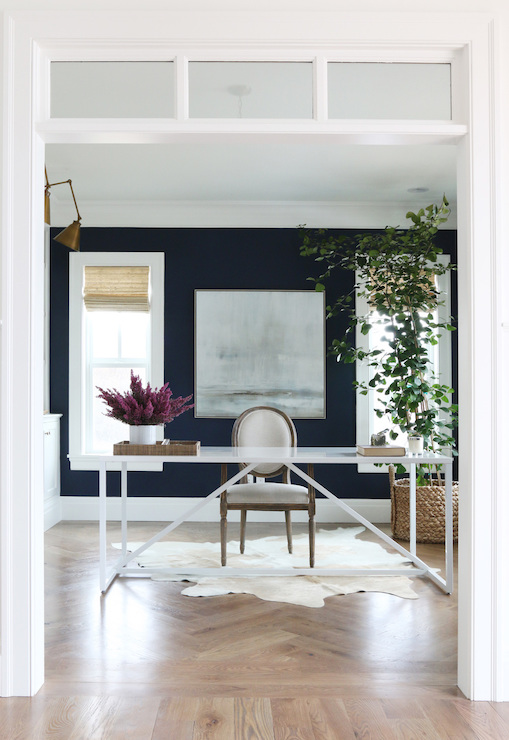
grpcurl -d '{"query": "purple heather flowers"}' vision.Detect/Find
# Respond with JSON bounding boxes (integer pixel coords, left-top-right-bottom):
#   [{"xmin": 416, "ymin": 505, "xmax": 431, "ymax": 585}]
[{"xmin": 97, "ymin": 371, "xmax": 194, "ymax": 426}]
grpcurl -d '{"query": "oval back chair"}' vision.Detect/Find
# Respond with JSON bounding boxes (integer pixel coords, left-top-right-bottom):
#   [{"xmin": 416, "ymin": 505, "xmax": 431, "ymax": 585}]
[{"xmin": 220, "ymin": 406, "xmax": 315, "ymax": 567}]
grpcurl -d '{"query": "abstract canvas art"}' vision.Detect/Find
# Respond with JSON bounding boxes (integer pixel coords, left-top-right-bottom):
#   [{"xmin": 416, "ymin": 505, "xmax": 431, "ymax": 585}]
[{"xmin": 194, "ymin": 290, "xmax": 325, "ymax": 418}]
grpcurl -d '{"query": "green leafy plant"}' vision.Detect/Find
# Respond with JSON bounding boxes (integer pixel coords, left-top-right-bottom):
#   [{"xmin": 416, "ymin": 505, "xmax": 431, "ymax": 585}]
[{"xmin": 300, "ymin": 197, "xmax": 457, "ymax": 484}]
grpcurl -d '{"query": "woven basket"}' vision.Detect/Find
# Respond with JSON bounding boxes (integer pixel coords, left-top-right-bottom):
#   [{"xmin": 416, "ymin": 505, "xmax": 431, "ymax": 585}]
[{"xmin": 389, "ymin": 464, "xmax": 458, "ymax": 544}]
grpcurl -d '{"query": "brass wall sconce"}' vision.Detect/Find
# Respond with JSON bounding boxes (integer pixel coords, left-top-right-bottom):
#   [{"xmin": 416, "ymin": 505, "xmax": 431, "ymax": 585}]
[{"xmin": 45, "ymin": 168, "xmax": 82, "ymax": 251}]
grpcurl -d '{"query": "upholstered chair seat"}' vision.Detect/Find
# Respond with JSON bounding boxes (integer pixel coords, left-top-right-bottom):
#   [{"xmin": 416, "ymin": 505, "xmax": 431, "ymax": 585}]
[{"xmin": 226, "ymin": 482, "xmax": 309, "ymax": 505}]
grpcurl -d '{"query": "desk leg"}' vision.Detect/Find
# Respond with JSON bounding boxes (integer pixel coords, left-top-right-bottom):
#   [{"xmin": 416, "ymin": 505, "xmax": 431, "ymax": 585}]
[
  {"xmin": 99, "ymin": 462, "xmax": 120, "ymax": 594},
  {"xmin": 287, "ymin": 461, "xmax": 450, "ymax": 593},
  {"xmin": 99, "ymin": 462, "xmax": 107, "ymax": 592},
  {"xmin": 113, "ymin": 462, "xmax": 259, "ymax": 573},
  {"xmin": 410, "ymin": 462, "xmax": 417, "ymax": 556},
  {"xmin": 445, "ymin": 463, "xmax": 453, "ymax": 594},
  {"xmin": 121, "ymin": 462, "xmax": 128, "ymax": 557}
]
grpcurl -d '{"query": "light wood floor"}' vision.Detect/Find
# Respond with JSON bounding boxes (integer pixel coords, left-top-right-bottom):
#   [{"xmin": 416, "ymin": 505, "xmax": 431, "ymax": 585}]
[{"xmin": 1, "ymin": 520, "xmax": 508, "ymax": 738}]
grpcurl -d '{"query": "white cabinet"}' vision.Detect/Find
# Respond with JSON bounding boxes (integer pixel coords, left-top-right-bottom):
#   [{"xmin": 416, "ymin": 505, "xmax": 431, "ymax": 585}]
[{"xmin": 43, "ymin": 413, "xmax": 62, "ymax": 530}]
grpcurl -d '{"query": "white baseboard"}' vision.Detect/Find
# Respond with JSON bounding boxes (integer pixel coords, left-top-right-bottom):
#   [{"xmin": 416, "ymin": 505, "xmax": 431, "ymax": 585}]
[
  {"xmin": 44, "ymin": 496, "xmax": 62, "ymax": 532},
  {"xmin": 59, "ymin": 496, "xmax": 390, "ymax": 524}
]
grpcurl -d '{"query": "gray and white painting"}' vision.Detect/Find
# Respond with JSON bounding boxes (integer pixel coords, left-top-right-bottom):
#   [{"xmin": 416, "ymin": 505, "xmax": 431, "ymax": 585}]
[{"xmin": 195, "ymin": 290, "xmax": 325, "ymax": 418}]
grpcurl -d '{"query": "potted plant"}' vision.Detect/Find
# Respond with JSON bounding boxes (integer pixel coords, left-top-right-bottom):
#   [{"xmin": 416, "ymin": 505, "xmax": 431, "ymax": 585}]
[
  {"xmin": 300, "ymin": 198, "xmax": 458, "ymax": 542},
  {"xmin": 97, "ymin": 370, "xmax": 194, "ymax": 445}
]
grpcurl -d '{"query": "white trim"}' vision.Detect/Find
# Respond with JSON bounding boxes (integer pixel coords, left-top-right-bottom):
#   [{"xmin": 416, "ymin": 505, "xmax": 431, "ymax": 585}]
[
  {"xmin": 490, "ymin": 15, "xmax": 509, "ymax": 702},
  {"xmin": 38, "ymin": 118, "xmax": 467, "ymax": 143},
  {"xmin": 59, "ymin": 495, "xmax": 390, "ymax": 525},
  {"xmin": 43, "ymin": 413, "xmax": 63, "ymax": 531},
  {"xmin": 1, "ymin": 15, "xmax": 46, "ymax": 697},
  {"xmin": 36, "ymin": 37, "xmax": 462, "ymax": 64},
  {"xmin": 50, "ymin": 199, "xmax": 459, "ymax": 230},
  {"xmin": 455, "ymin": 25, "xmax": 499, "ymax": 701},
  {"xmin": 2, "ymin": 8, "xmax": 508, "ymax": 701},
  {"xmin": 44, "ymin": 497, "xmax": 62, "ymax": 532},
  {"xmin": 44, "ymin": 225, "xmax": 51, "ymax": 411},
  {"xmin": 68, "ymin": 252, "xmax": 165, "ymax": 465}
]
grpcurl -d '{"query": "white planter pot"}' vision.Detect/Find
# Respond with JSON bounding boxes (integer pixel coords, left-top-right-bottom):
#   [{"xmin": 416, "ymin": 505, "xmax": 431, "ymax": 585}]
[
  {"xmin": 129, "ymin": 425, "xmax": 157, "ymax": 445},
  {"xmin": 408, "ymin": 435, "xmax": 424, "ymax": 455}
]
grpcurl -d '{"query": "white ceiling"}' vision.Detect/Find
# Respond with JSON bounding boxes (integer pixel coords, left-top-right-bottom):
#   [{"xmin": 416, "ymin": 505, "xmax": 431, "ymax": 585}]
[{"xmin": 45, "ymin": 142, "xmax": 457, "ymax": 229}]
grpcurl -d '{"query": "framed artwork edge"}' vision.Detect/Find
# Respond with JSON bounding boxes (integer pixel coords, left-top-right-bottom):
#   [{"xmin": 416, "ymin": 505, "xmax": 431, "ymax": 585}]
[{"xmin": 194, "ymin": 289, "xmax": 326, "ymax": 419}]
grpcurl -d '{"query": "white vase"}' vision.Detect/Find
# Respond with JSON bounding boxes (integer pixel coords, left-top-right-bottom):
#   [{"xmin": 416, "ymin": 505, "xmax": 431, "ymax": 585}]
[
  {"xmin": 408, "ymin": 435, "xmax": 423, "ymax": 455},
  {"xmin": 129, "ymin": 425, "xmax": 157, "ymax": 445}
]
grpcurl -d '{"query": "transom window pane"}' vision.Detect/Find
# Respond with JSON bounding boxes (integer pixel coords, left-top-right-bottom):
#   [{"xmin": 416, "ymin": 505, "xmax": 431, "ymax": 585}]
[
  {"xmin": 189, "ymin": 62, "xmax": 313, "ymax": 119},
  {"xmin": 328, "ymin": 63, "xmax": 451, "ymax": 120},
  {"xmin": 51, "ymin": 62, "xmax": 175, "ymax": 118}
]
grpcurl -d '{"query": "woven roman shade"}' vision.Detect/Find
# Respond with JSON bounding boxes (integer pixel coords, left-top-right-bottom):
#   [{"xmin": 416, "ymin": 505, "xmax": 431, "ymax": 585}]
[{"xmin": 83, "ymin": 266, "xmax": 150, "ymax": 312}]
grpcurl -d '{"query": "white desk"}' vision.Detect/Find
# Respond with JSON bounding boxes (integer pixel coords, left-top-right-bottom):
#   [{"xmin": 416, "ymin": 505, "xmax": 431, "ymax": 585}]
[{"xmin": 73, "ymin": 447, "xmax": 454, "ymax": 595}]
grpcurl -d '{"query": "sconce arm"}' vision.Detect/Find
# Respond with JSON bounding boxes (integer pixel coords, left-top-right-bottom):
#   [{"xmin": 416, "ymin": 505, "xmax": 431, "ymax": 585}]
[{"xmin": 46, "ymin": 177, "xmax": 81, "ymax": 222}]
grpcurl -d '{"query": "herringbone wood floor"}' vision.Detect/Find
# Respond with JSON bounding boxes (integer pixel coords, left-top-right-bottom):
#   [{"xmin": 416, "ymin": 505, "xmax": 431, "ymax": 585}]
[{"xmin": 1, "ymin": 520, "xmax": 508, "ymax": 738}]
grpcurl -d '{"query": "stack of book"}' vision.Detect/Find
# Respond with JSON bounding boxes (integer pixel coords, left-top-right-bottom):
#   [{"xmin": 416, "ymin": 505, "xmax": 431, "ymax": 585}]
[{"xmin": 357, "ymin": 444, "xmax": 406, "ymax": 456}]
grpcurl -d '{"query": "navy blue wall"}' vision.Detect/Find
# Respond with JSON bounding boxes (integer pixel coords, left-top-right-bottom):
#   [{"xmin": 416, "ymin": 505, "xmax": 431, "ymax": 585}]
[{"xmin": 50, "ymin": 227, "xmax": 457, "ymax": 500}]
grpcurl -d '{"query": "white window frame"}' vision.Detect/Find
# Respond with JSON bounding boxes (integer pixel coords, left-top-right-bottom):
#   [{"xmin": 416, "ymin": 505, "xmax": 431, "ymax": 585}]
[
  {"xmin": 68, "ymin": 252, "xmax": 165, "ymax": 469},
  {"xmin": 356, "ymin": 254, "xmax": 452, "ymax": 472}
]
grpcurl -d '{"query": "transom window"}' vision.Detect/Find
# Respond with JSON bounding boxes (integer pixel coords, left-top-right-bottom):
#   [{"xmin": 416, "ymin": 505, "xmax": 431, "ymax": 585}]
[{"xmin": 50, "ymin": 60, "xmax": 452, "ymax": 121}]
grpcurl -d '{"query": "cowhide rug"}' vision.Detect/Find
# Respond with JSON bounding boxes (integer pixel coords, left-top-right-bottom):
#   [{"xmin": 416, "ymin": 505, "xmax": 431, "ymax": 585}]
[{"xmin": 113, "ymin": 527, "xmax": 421, "ymax": 608}]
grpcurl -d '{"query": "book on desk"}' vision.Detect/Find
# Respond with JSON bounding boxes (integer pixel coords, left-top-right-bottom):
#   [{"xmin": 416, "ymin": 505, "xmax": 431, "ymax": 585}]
[{"xmin": 357, "ymin": 444, "xmax": 406, "ymax": 456}]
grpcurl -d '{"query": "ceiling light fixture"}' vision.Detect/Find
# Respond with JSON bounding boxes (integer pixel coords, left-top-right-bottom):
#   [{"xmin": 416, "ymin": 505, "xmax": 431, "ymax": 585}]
[
  {"xmin": 45, "ymin": 167, "xmax": 82, "ymax": 251},
  {"xmin": 407, "ymin": 187, "xmax": 429, "ymax": 194},
  {"xmin": 227, "ymin": 84, "xmax": 252, "ymax": 118}
]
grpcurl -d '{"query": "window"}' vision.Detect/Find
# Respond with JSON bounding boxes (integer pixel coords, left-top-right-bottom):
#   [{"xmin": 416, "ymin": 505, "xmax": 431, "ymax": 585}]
[
  {"xmin": 188, "ymin": 62, "xmax": 313, "ymax": 119},
  {"xmin": 51, "ymin": 62, "xmax": 175, "ymax": 118},
  {"xmin": 356, "ymin": 255, "xmax": 452, "ymax": 471},
  {"xmin": 327, "ymin": 63, "xmax": 451, "ymax": 120},
  {"xmin": 69, "ymin": 252, "xmax": 164, "ymax": 468}
]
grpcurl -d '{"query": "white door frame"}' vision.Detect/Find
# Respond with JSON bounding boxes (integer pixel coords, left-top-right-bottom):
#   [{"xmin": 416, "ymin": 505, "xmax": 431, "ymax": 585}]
[{"xmin": 1, "ymin": 10, "xmax": 507, "ymax": 700}]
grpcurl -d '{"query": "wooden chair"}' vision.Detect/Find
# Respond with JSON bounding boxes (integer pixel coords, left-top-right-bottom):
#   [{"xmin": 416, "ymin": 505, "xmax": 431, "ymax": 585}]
[{"xmin": 220, "ymin": 406, "xmax": 315, "ymax": 567}]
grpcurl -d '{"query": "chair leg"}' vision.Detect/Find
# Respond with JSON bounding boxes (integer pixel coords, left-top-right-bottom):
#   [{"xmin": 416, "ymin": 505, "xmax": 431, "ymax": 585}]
[
  {"xmin": 285, "ymin": 511, "xmax": 293, "ymax": 554},
  {"xmin": 240, "ymin": 509, "xmax": 247, "ymax": 553},
  {"xmin": 221, "ymin": 512, "xmax": 227, "ymax": 566},
  {"xmin": 309, "ymin": 514, "xmax": 315, "ymax": 568}
]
